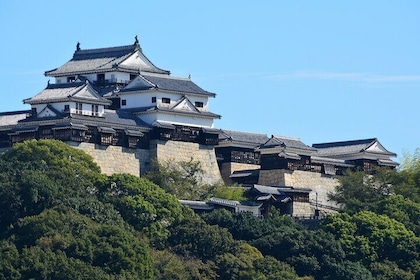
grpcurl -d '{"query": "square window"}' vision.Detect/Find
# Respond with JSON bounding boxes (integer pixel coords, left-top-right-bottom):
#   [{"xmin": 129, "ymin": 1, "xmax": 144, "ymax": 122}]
[
  {"xmin": 97, "ymin": 73, "xmax": 105, "ymax": 82},
  {"xmin": 162, "ymin": 98, "xmax": 170, "ymax": 104},
  {"xmin": 195, "ymin": 101, "xmax": 204, "ymax": 108},
  {"xmin": 151, "ymin": 97, "xmax": 156, "ymax": 103},
  {"xmin": 121, "ymin": 99, "xmax": 127, "ymax": 106},
  {"xmin": 76, "ymin": 103, "xmax": 82, "ymax": 114},
  {"xmin": 91, "ymin": 105, "xmax": 99, "ymax": 116}
]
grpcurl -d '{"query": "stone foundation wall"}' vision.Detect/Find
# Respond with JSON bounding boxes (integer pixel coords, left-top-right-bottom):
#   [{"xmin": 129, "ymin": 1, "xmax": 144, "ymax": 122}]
[
  {"xmin": 67, "ymin": 142, "xmax": 150, "ymax": 177},
  {"xmin": 220, "ymin": 162, "xmax": 260, "ymax": 185},
  {"xmin": 259, "ymin": 169, "xmax": 341, "ymax": 213},
  {"xmin": 293, "ymin": 201, "xmax": 313, "ymax": 217},
  {"xmin": 4, "ymin": 140, "xmax": 221, "ymax": 184},
  {"xmin": 258, "ymin": 169, "xmax": 287, "ymax": 186},
  {"xmin": 150, "ymin": 140, "xmax": 223, "ymax": 185}
]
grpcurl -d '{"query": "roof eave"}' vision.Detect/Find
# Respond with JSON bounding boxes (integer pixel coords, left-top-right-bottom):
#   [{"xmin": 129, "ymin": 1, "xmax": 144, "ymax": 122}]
[
  {"xmin": 134, "ymin": 108, "xmax": 221, "ymax": 120},
  {"xmin": 153, "ymin": 88, "xmax": 216, "ymax": 98},
  {"xmin": 45, "ymin": 67, "xmax": 143, "ymax": 78}
]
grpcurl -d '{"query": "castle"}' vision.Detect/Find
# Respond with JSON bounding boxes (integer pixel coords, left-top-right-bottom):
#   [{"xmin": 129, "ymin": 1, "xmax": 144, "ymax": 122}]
[{"xmin": 0, "ymin": 37, "xmax": 399, "ymax": 218}]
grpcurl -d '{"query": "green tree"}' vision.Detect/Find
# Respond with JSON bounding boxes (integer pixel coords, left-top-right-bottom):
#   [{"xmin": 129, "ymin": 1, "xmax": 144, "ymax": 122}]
[
  {"xmin": 322, "ymin": 211, "xmax": 420, "ymax": 275},
  {"xmin": 151, "ymin": 249, "xmax": 217, "ymax": 280},
  {"xmin": 13, "ymin": 207, "xmax": 154, "ymax": 279},
  {"xmin": 0, "ymin": 140, "xmax": 124, "ymax": 229},
  {"xmin": 251, "ymin": 225, "xmax": 350, "ymax": 279},
  {"xmin": 251, "ymin": 256, "xmax": 303, "ymax": 280},
  {"xmin": 211, "ymin": 184, "xmax": 247, "ymax": 201},
  {"xmin": 2, "ymin": 139, "xmax": 101, "ymax": 183},
  {"xmin": 151, "ymin": 249, "xmax": 193, "ymax": 280},
  {"xmin": 395, "ymin": 148, "xmax": 420, "ymax": 203},
  {"xmin": 98, "ymin": 173, "xmax": 187, "ymax": 248},
  {"xmin": 215, "ymin": 243, "xmax": 263, "ymax": 280},
  {"xmin": 369, "ymin": 260, "xmax": 415, "ymax": 280},
  {"xmin": 144, "ymin": 158, "xmax": 224, "ymax": 200},
  {"xmin": 329, "ymin": 167, "xmax": 397, "ymax": 214},
  {"xmin": 202, "ymin": 208, "xmax": 298, "ymax": 242},
  {"xmin": 169, "ymin": 215, "xmax": 237, "ymax": 261},
  {"xmin": 373, "ymin": 194, "xmax": 420, "ymax": 235},
  {"xmin": 0, "ymin": 240, "xmax": 21, "ymax": 279},
  {"xmin": 18, "ymin": 246, "xmax": 111, "ymax": 280}
]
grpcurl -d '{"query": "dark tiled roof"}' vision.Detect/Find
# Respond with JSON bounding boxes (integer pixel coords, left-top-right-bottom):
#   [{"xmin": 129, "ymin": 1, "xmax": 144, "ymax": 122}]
[
  {"xmin": 69, "ymin": 109, "xmax": 151, "ymax": 130},
  {"xmin": 278, "ymin": 151, "xmax": 301, "ymax": 160},
  {"xmin": 201, "ymin": 127, "xmax": 222, "ymax": 134},
  {"xmin": 252, "ymin": 184, "xmax": 286, "ymax": 195},
  {"xmin": 52, "ymin": 123, "xmax": 88, "ymax": 131},
  {"xmin": 230, "ymin": 169, "xmax": 260, "ymax": 178},
  {"xmin": 311, "ymin": 156, "xmax": 355, "ymax": 167},
  {"xmin": 18, "ymin": 113, "xmax": 64, "ymax": 124},
  {"xmin": 72, "ymin": 45, "xmax": 137, "ymax": 61},
  {"xmin": 377, "ymin": 159, "xmax": 399, "ymax": 167},
  {"xmin": 208, "ymin": 197, "xmax": 240, "ymax": 208},
  {"xmin": 253, "ymin": 184, "xmax": 312, "ymax": 195},
  {"xmin": 78, "ymin": 76, "xmax": 125, "ymax": 98},
  {"xmin": 8, "ymin": 126, "xmax": 39, "ymax": 135},
  {"xmin": 273, "ymin": 186, "xmax": 312, "ymax": 193},
  {"xmin": 122, "ymin": 73, "xmax": 216, "ymax": 97},
  {"xmin": 7, "ymin": 109, "xmax": 151, "ymax": 132},
  {"xmin": 151, "ymin": 121, "xmax": 175, "ymax": 129},
  {"xmin": 178, "ymin": 200, "xmax": 214, "ymax": 211},
  {"xmin": 45, "ymin": 43, "xmax": 169, "ymax": 77},
  {"xmin": 24, "ymin": 82, "xmax": 111, "ymax": 105},
  {"xmin": 0, "ymin": 111, "xmax": 31, "ymax": 128},
  {"xmin": 313, "ymin": 138, "xmax": 396, "ymax": 157},
  {"xmin": 127, "ymin": 106, "xmax": 221, "ymax": 119},
  {"xmin": 313, "ymin": 138, "xmax": 377, "ymax": 149},
  {"xmin": 104, "ymin": 109, "xmax": 150, "ymax": 128},
  {"xmin": 121, "ymin": 75, "xmax": 155, "ymax": 91},
  {"xmin": 219, "ymin": 130, "xmax": 269, "ymax": 148},
  {"xmin": 261, "ymin": 135, "xmax": 316, "ymax": 151}
]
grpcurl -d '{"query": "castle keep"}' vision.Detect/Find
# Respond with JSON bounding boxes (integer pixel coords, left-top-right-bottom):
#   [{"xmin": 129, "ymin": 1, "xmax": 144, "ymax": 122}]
[{"xmin": 0, "ymin": 38, "xmax": 399, "ymax": 218}]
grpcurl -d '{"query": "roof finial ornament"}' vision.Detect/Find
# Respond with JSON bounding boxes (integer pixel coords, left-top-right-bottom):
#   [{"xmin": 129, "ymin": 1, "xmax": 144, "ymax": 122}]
[
  {"xmin": 76, "ymin": 42, "xmax": 80, "ymax": 51},
  {"xmin": 134, "ymin": 35, "xmax": 139, "ymax": 45}
]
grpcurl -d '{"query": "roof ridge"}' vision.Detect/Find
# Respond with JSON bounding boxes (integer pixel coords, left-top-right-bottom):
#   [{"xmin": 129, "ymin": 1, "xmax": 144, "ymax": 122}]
[
  {"xmin": 272, "ymin": 134, "xmax": 301, "ymax": 141},
  {"xmin": 137, "ymin": 75, "xmax": 157, "ymax": 88},
  {"xmin": 222, "ymin": 129, "xmax": 268, "ymax": 136},
  {"xmin": 74, "ymin": 44, "xmax": 137, "ymax": 55},
  {"xmin": 313, "ymin": 138, "xmax": 377, "ymax": 148},
  {"xmin": 0, "ymin": 110, "xmax": 31, "ymax": 116},
  {"xmin": 46, "ymin": 82, "xmax": 85, "ymax": 89},
  {"xmin": 142, "ymin": 72, "xmax": 189, "ymax": 80},
  {"xmin": 70, "ymin": 81, "xmax": 90, "ymax": 97}
]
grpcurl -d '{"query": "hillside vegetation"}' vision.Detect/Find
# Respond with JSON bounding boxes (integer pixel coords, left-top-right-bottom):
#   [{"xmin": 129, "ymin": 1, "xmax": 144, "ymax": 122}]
[{"xmin": 0, "ymin": 139, "xmax": 419, "ymax": 279}]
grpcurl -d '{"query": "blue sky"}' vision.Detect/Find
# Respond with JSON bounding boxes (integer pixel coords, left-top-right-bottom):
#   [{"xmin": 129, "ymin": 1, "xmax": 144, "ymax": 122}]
[{"xmin": 1, "ymin": 1, "xmax": 419, "ymax": 162}]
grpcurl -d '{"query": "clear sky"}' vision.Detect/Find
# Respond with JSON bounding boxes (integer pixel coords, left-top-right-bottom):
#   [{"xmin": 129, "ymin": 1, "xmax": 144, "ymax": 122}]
[{"xmin": 1, "ymin": 1, "xmax": 419, "ymax": 162}]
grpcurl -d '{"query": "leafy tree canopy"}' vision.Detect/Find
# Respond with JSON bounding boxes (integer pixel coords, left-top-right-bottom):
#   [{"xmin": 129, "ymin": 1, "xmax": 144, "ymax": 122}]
[
  {"xmin": 1, "ymin": 139, "xmax": 419, "ymax": 279},
  {"xmin": 97, "ymin": 173, "xmax": 189, "ymax": 248},
  {"xmin": 322, "ymin": 211, "xmax": 420, "ymax": 276},
  {"xmin": 145, "ymin": 158, "xmax": 211, "ymax": 200},
  {"xmin": 2, "ymin": 207, "xmax": 153, "ymax": 279},
  {"xmin": 0, "ymin": 140, "xmax": 123, "ymax": 230}
]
